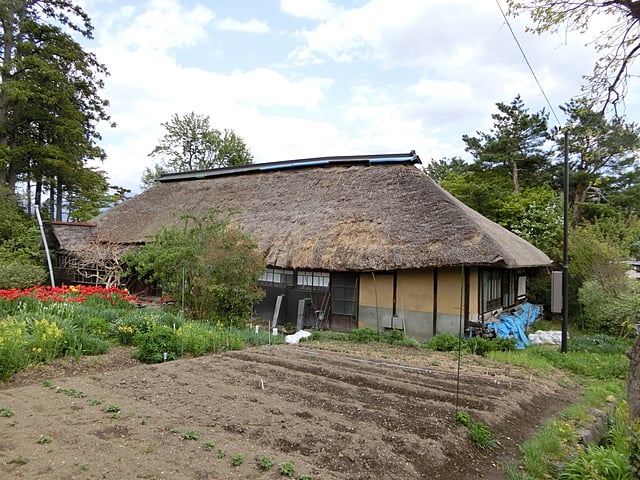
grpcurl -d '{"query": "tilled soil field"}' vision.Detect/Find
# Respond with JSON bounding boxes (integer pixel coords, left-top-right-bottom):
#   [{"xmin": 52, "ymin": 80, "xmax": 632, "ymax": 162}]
[{"xmin": 0, "ymin": 342, "xmax": 577, "ymax": 479}]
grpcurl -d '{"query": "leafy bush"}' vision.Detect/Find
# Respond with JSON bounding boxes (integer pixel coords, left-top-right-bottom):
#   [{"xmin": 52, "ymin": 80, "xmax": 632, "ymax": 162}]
[
  {"xmin": 0, "ymin": 261, "xmax": 46, "ymax": 289},
  {"xmin": 423, "ymin": 332, "xmax": 461, "ymax": 352},
  {"xmin": 0, "ymin": 318, "xmax": 30, "ymax": 380},
  {"xmin": 124, "ymin": 211, "xmax": 265, "ymax": 325},
  {"xmin": 349, "ymin": 327, "xmax": 383, "ymax": 343},
  {"xmin": 578, "ymin": 278, "xmax": 640, "ymax": 336},
  {"xmin": 134, "ymin": 326, "xmax": 179, "ymax": 363},
  {"xmin": 465, "ymin": 337, "xmax": 496, "ymax": 356},
  {"xmin": 559, "ymin": 445, "xmax": 633, "ymax": 480},
  {"xmin": 177, "ymin": 322, "xmax": 214, "ymax": 356}
]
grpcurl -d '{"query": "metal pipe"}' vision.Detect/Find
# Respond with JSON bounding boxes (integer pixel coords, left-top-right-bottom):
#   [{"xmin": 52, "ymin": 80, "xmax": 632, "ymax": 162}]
[
  {"xmin": 35, "ymin": 206, "xmax": 55, "ymax": 287},
  {"xmin": 562, "ymin": 131, "xmax": 569, "ymax": 353}
]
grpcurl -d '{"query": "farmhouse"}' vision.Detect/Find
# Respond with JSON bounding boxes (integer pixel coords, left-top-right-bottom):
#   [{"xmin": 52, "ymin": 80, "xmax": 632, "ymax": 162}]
[{"xmin": 49, "ymin": 151, "xmax": 551, "ymax": 341}]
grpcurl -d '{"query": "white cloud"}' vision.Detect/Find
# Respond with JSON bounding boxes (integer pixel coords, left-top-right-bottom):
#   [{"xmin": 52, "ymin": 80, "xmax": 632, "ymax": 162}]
[
  {"xmin": 217, "ymin": 17, "xmax": 270, "ymax": 34},
  {"xmin": 99, "ymin": 0, "xmax": 215, "ymax": 52},
  {"xmin": 280, "ymin": 0, "xmax": 339, "ymax": 20}
]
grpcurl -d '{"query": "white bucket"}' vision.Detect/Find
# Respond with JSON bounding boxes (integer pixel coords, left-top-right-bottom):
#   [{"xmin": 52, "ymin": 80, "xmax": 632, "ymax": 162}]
[
  {"xmin": 255, "ymin": 325, "xmax": 260, "ymax": 334},
  {"xmin": 272, "ymin": 328, "xmax": 278, "ymax": 336}
]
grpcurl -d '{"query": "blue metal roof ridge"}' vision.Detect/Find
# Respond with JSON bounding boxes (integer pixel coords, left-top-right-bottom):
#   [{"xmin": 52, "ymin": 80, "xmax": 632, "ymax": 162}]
[{"xmin": 158, "ymin": 151, "xmax": 420, "ymax": 183}]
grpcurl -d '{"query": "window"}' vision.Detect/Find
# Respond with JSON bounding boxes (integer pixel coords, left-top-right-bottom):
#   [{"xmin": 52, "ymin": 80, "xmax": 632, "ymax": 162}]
[
  {"xmin": 481, "ymin": 269, "xmax": 522, "ymax": 314},
  {"xmin": 502, "ymin": 270, "xmax": 516, "ymax": 307},
  {"xmin": 297, "ymin": 271, "xmax": 330, "ymax": 288},
  {"xmin": 258, "ymin": 268, "xmax": 293, "ymax": 286},
  {"xmin": 332, "ymin": 273, "xmax": 358, "ymax": 316},
  {"xmin": 481, "ymin": 270, "xmax": 502, "ymax": 312}
]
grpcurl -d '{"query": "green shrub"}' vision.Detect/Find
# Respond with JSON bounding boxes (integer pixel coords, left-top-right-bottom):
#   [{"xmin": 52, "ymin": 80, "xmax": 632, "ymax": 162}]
[
  {"xmin": 568, "ymin": 334, "xmax": 632, "ymax": 355},
  {"xmin": 0, "ymin": 318, "xmax": 30, "ymax": 380},
  {"xmin": 63, "ymin": 330, "xmax": 110, "ymax": 357},
  {"xmin": 0, "ymin": 261, "xmax": 46, "ymax": 289},
  {"xmin": 349, "ymin": 327, "xmax": 383, "ymax": 343},
  {"xmin": 177, "ymin": 322, "xmax": 214, "ymax": 356},
  {"xmin": 134, "ymin": 326, "xmax": 179, "ymax": 363},
  {"xmin": 559, "ymin": 445, "xmax": 633, "ymax": 480},
  {"xmin": 578, "ymin": 278, "xmax": 640, "ymax": 336},
  {"xmin": 423, "ymin": 332, "xmax": 461, "ymax": 352}
]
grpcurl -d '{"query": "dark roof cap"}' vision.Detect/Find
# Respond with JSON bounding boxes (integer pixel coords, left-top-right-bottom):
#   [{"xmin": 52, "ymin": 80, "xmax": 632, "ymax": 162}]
[{"xmin": 158, "ymin": 151, "xmax": 420, "ymax": 183}]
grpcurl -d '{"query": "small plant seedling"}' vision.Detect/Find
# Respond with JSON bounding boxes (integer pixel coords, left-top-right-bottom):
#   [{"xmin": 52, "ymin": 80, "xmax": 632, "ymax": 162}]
[
  {"xmin": 143, "ymin": 443, "xmax": 159, "ymax": 454},
  {"xmin": 105, "ymin": 404, "xmax": 120, "ymax": 413},
  {"xmin": 183, "ymin": 431, "xmax": 198, "ymax": 440},
  {"xmin": 42, "ymin": 380, "xmax": 53, "ymax": 388},
  {"xmin": 61, "ymin": 388, "xmax": 86, "ymax": 398},
  {"xmin": 258, "ymin": 455, "xmax": 274, "ymax": 470},
  {"xmin": 108, "ymin": 413, "xmax": 121, "ymax": 419},
  {"xmin": 0, "ymin": 407, "xmax": 13, "ymax": 417},
  {"xmin": 204, "ymin": 441, "xmax": 215, "ymax": 449},
  {"xmin": 232, "ymin": 454, "xmax": 244, "ymax": 466},
  {"xmin": 88, "ymin": 399, "xmax": 102, "ymax": 406},
  {"xmin": 170, "ymin": 428, "xmax": 181, "ymax": 434},
  {"xmin": 280, "ymin": 461, "xmax": 295, "ymax": 477},
  {"xmin": 298, "ymin": 475, "xmax": 312, "ymax": 480},
  {"xmin": 217, "ymin": 449, "xmax": 226, "ymax": 459},
  {"xmin": 7, "ymin": 456, "xmax": 28, "ymax": 465},
  {"xmin": 78, "ymin": 462, "xmax": 89, "ymax": 471},
  {"xmin": 37, "ymin": 435, "xmax": 53, "ymax": 444}
]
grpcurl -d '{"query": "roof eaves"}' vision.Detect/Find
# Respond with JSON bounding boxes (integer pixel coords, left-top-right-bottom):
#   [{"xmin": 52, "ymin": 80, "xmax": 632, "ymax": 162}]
[{"xmin": 158, "ymin": 151, "xmax": 421, "ymax": 183}]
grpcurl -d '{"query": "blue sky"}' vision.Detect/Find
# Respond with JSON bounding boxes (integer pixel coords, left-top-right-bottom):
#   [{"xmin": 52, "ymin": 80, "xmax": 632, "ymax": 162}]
[{"xmin": 77, "ymin": 0, "xmax": 637, "ymax": 194}]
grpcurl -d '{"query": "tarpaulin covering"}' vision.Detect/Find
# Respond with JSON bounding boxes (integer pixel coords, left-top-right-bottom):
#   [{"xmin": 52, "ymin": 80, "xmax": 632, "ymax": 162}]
[{"xmin": 485, "ymin": 303, "xmax": 541, "ymax": 349}]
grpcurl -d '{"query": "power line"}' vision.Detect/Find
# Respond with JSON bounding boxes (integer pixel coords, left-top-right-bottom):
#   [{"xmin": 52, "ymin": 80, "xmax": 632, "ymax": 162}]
[{"xmin": 495, "ymin": 0, "xmax": 562, "ymax": 127}]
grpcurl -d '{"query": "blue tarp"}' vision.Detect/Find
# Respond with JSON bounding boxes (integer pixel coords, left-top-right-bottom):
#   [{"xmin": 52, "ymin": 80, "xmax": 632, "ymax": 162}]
[{"xmin": 485, "ymin": 303, "xmax": 541, "ymax": 349}]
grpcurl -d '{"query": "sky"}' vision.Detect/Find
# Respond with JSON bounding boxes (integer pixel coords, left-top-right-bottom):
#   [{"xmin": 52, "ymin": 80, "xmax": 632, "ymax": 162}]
[{"xmin": 76, "ymin": 0, "xmax": 639, "ymax": 195}]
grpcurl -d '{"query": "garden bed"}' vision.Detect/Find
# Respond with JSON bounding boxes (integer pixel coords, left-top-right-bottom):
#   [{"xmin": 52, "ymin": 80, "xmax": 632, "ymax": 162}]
[{"xmin": 0, "ymin": 341, "xmax": 577, "ymax": 479}]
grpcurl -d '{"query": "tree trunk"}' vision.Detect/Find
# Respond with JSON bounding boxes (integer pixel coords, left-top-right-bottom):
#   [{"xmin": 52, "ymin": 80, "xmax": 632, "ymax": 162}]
[
  {"xmin": 55, "ymin": 179, "xmax": 63, "ymax": 221},
  {"xmin": 510, "ymin": 159, "xmax": 519, "ymax": 193},
  {"xmin": 628, "ymin": 333, "xmax": 640, "ymax": 422}
]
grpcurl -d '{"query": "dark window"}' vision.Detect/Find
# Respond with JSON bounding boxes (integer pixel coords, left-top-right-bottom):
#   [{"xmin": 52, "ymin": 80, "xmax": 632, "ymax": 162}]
[{"xmin": 332, "ymin": 273, "xmax": 358, "ymax": 316}]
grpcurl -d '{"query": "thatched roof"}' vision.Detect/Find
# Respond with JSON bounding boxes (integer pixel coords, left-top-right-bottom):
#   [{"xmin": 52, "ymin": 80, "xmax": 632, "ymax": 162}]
[
  {"xmin": 48, "ymin": 222, "xmax": 96, "ymax": 252},
  {"xmin": 91, "ymin": 153, "xmax": 551, "ymax": 271}
]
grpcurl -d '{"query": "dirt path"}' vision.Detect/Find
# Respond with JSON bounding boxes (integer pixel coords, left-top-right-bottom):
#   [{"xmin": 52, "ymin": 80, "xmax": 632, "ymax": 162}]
[{"xmin": 0, "ymin": 342, "xmax": 578, "ymax": 479}]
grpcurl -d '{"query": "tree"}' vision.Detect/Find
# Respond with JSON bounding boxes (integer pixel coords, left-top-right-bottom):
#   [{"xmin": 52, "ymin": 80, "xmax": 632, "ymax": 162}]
[
  {"xmin": 1, "ymin": 1, "xmax": 115, "ymax": 220},
  {"xmin": 142, "ymin": 112, "xmax": 253, "ymax": 189},
  {"xmin": 124, "ymin": 211, "xmax": 265, "ymax": 325},
  {"xmin": 560, "ymin": 97, "xmax": 640, "ymax": 226},
  {"xmin": 0, "ymin": 186, "xmax": 45, "ymax": 288},
  {"xmin": 462, "ymin": 96, "xmax": 552, "ymax": 193},
  {"xmin": 506, "ymin": 0, "xmax": 640, "ymax": 112}
]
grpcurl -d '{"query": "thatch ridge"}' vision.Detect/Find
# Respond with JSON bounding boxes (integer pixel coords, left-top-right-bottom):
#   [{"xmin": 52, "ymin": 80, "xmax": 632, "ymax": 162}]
[{"xmin": 92, "ymin": 163, "xmax": 551, "ymax": 270}]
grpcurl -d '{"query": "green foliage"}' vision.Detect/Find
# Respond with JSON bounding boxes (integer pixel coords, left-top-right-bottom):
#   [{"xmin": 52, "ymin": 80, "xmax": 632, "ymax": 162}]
[
  {"xmin": 133, "ymin": 326, "xmax": 179, "ymax": 363},
  {"xmin": 177, "ymin": 322, "xmax": 214, "ymax": 356},
  {"xmin": 258, "ymin": 456, "xmax": 274, "ymax": 470},
  {"xmin": 568, "ymin": 335, "xmax": 633, "ymax": 355},
  {"xmin": 142, "ymin": 112, "xmax": 253, "ymax": 189},
  {"xmin": 125, "ymin": 211, "xmax": 265, "ymax": 325},
  {"xmin": 559, "ymin": 445, "xmax": 633, "ymax": 480},
  {"xmin": 455, "ymin": 411, "xmax": 496, "ymax": 450},
  {"xmin": 462, "ymin": 95, "xmax": 552, "ymax": 193},
  {"xmin": 0, "ymin": 1, "xmax": 116, "ymax": 220},
  {"xmin": 348, "ymin": 327, "xmax": 418, "ymax": 347},
  {"xmin": 423, "ymin": 332, "xmax": 461, "ymax": 352},
  {"xmin": 231, "ymin": 453, "xmax": 244, "ymax": 466},
  {"xmin": 578, "ymin": 278, "xmax": 640, "ymax": 336},
  {"xmin": 466, "ymin": 337, "xmax": 517, "ymax": 356},
  {"xmin": 279, "ymin": 461, "xmax": 295, "ymax": 477},
  {"xmin": 183, "ymin": 431, "xmax": 198, "ymax": 440}
]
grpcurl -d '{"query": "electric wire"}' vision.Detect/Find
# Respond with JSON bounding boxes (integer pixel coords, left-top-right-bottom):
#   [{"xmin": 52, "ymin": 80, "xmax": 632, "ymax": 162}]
[{"xmin": 495, "ymin": 0, "xmax": 563, "ymax": 128}]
